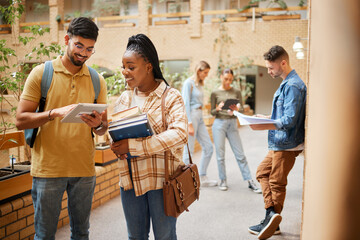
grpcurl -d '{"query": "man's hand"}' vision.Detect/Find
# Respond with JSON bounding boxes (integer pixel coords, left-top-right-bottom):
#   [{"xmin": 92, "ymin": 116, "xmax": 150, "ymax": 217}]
[
  {"xmin": 110, "ymin": 139, "xmax": 129, "ymax": 160},
  {"xmin": 80, "ymin": 110, "xmax": 104, "ymax": 128},
  {"xmin": 249, "ymin": 124, "xmax": 276, "ymax": 130},
  {"xmin": 51, "ymin": 104, "xmax": 77, "ymax": 118}
]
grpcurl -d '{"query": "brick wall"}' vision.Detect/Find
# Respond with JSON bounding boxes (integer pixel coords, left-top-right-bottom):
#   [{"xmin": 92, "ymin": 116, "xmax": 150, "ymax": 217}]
[
  {"xmin": 0, "ymin": 162, "xmax": 120, "ymax": 240},
  {"xmin": 6, "ymin": 19, "xmax": 308, "ymax": 81}
]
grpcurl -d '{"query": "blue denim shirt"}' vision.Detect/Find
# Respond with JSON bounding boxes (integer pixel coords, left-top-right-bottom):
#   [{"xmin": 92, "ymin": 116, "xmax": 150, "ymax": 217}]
[
  {"xmin": 181, "ymin": 77, "xmax": 203, "ymax": 123},
  {"xmin": 268, "ymin": 69, "xmax": 307, "ymax": 150}
]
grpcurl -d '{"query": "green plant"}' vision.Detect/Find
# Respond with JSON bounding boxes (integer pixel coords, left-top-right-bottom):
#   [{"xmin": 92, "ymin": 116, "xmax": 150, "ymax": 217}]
[
  {"xmin": 121, "ymin": 0, "xmax": 130, "ymax": 16},
  {"xmin": 0, "ymin": 0, "xmax": 24, "ymax": 24},
  {"xmin": 55, "ymin": 14, "xmax": 61, "ymax": 23},
  {"xmin": 33, "ymin": 2, "xmax": 49, "ymax": 14},
  {"xmin": 160, "ymin": 63, "xmax": 190, "ymax": 92},
  {"xmin": 212, "ymin": 16, "xmax": 255, "ymax": 106},
  {"xmin": 145, "ymin": 0, "xmax": 187, "ymax": 13},
  {"xmin": 65, "ymin": 10, "xmax": 93, "ymax": 21},
  {"xmin": 0, "ymin": 1, "xmax": 63, "ymax": 136},
  {"xmin": 91, "ymin": 65, "xmax": 126, "ymax": 97},
  {"xmin": 92, "ymin": 0, "xmax": 120, "ymax": 17},
  {"xmin": 239, "ymin": 0, "xmax": 306, "ymax": 12}
]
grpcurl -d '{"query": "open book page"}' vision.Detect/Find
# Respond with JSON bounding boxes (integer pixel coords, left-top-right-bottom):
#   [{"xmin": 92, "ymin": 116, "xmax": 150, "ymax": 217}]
[
  {"xmin": 109, "ymin": 113, "xmax": 147, "ymax": 127},
  {"xmin": 233, "ymin": 111, "xmax": 277, "ymax": 125}
]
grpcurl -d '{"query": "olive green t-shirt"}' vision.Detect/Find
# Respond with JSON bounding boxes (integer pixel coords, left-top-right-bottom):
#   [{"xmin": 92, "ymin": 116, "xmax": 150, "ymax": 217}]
[
  {"xmin": 210, "ymin": 88, "xmax": 243, "ymax": 119},
  {"xmin": 21, "ymin": 56, "xmax": 107, "ymax": 177}
]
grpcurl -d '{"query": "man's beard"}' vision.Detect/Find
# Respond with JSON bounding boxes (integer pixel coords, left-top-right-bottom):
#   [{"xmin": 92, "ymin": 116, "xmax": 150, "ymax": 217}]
[{"xmin": 67, "ymin": 49, "xmax": 87, "ymax": 67}]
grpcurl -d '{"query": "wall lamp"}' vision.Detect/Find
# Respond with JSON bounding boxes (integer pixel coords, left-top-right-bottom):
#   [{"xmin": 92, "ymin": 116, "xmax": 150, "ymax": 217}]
[{"xmin": 293, "ymin": 36, "xmax": 308, "ymax": 59}]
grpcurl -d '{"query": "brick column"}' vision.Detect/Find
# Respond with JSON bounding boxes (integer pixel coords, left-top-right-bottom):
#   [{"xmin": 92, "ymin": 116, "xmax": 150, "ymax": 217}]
[
  {"xmin": 138, "ymin": 0, "xmax": 151, "ymax": 35},
  {"xmin": 190, "ymin": 0, "xmax": 203, "ymax": 38},
  {"xmin": 49, "ymin": 0, "xmax": 64, "ymax": 43}
]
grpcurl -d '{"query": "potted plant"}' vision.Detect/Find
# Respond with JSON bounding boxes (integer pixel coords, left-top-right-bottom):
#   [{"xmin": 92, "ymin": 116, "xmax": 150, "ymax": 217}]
[
  {"xmin": 239, "ymin": 0, "xmax": 305, "ymax": 21},
  {"xmin": 0, "ymin": 0, "xmax": 62, "ymax": 179}
]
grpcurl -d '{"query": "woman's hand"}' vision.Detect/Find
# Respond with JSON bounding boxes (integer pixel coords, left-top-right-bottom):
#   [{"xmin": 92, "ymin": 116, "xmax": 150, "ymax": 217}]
[
  {"xmin": 188, "ymin": 123, "xmax": 195, "ymax": 136},
  {"xmin": 216, "ymin": 102, "xmax": 224, "ymax": 111},
  {"xmin": 110, "ymin": 139, "xmax": 129, "ymax": 160},
  {"xmin": 227, "ymin": 104, "xmax": 239, "ymax": 116}
]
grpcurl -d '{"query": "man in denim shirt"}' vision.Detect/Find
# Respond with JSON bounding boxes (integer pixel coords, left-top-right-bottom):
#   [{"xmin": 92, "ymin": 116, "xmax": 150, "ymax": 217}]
[{"xmin": 248, "ymin": 45, "xmax": 307, "ymax": 239}]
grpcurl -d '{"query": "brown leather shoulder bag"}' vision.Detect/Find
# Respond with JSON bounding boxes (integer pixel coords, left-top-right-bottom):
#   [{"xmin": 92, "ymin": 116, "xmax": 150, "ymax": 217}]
[{"xmin": 161, "ymin": 86, "xmax": 200, "ymax": 218}]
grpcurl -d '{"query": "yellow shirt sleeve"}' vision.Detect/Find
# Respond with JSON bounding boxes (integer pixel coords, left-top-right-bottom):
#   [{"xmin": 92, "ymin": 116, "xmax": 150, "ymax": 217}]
[{"xmin": 21, "ymin": 64, "xmax": 45, "ymax": 103}]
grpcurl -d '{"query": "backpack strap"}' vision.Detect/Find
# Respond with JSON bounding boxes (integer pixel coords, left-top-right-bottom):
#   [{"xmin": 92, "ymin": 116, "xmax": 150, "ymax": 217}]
[
  {"xmin": 88, "ymin": 66, "xmax": 100, "ymax": 103},
  {"xmin": 39, "ymin": 61, "xmax": 54, "ymax": 111},
  {"xmin": 26, "ymin": 61, "xmax": 53, "ymax": 148}
]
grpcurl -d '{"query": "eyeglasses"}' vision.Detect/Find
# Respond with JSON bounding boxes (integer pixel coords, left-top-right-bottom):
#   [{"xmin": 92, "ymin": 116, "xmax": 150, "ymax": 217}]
[{"xmin": 71, "ymin": 39, "xmax": 95, "ymax": 55}]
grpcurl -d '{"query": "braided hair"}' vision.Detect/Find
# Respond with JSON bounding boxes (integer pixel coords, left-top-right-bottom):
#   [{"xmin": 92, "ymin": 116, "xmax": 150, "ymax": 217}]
[{"xmin": 126, "ymin": 34, "xmax": 168, "ymax": 85}]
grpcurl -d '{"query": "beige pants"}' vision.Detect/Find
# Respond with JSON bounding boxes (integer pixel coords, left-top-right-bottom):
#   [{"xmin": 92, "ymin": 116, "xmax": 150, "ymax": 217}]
[{"xmin": 256, "ymin": 150, "xmax": 302, "ymax": 214}]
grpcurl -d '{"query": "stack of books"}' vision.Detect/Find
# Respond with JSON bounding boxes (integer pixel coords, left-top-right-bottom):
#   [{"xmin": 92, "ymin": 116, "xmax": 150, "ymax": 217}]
[{"xmin": 108, "ymin": 106, "xmax": 154, "ymax": 142}]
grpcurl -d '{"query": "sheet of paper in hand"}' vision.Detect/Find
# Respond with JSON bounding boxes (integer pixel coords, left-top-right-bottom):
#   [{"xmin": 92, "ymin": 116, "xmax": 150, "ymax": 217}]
[{"xmin": 233, "ymin": 111, "xmax": 277, "ymax": 125}]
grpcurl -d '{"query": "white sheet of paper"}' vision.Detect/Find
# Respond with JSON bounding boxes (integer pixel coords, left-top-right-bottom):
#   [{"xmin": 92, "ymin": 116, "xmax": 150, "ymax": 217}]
[{"xmin": 233, "ymin": 111, "xmax": 277, "ymax": 125}]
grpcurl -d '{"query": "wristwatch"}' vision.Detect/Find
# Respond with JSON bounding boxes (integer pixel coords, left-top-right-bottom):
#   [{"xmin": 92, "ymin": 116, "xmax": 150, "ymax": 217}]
[{"xmin": 94, "ymin": 121, "xmax": 104, "ymax": 131}]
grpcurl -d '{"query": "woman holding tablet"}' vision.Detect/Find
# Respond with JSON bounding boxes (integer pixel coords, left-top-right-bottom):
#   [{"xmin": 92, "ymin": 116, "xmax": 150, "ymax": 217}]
[{"xmin": 210, "ymin": 68, "xmax": 261, "ymax": 193}]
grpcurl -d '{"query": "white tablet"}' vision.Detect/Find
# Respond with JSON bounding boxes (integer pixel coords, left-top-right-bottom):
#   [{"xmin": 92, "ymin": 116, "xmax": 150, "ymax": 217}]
[{"xmin": 61, "ymin": 103, "xmax": 108, "ymax": 123}]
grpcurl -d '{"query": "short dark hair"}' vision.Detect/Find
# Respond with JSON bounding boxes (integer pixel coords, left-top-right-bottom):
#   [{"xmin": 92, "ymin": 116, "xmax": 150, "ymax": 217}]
[
  {"xmin": 263, "ymin": 45, "xmax": 289, "ymax": 62},
  {"xmin": 222, "ymin": 68, "xmax": 234, "ymax": 76},
  {"xmin": 67, "ymin": 17, "xmax": 99, "ymax": 41},
  {"xmin": 126, "ymin": 33, "xmax": 166, "ymax": 83}
]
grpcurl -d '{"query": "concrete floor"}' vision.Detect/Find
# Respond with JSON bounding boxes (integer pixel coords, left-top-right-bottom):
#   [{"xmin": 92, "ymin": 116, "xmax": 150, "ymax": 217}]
[{"xmin": 56, "ymin": 126, "xmax": 304, "ymax": 240}]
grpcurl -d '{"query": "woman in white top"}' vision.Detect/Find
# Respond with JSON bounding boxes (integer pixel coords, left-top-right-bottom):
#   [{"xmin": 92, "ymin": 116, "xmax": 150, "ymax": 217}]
[{"xmin": 181, "ymin": 61, "xmax": 217, "ymax": 187}]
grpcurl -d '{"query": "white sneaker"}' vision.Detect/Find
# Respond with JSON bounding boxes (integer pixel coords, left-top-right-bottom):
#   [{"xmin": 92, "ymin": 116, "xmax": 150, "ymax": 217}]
[
  {"xmin": 200, "ymin": 176, "xmax": 218, "ymax": 187},
  {"xmin": 219, "ymin": 179, "xmax": 228, "ymax": 191},
  {"xmin": 248, "ymin": 179, "xmax": 262, "ymax": 194}
]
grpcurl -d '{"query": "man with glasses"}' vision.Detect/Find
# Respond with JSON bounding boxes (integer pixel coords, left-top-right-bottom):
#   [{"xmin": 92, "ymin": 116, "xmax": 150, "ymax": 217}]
[{"xmin": 16, "ymin": 17, "xmax": 107, "ymax": 239}]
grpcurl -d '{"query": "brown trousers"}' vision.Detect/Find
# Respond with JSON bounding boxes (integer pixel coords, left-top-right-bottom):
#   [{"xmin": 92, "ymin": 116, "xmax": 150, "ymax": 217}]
[{"xmin": 256, "ymin": 150, "xmax": 302, "ymax": 214}]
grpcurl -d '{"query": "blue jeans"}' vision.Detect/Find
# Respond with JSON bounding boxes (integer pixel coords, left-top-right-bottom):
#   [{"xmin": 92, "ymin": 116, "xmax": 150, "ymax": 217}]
[
  {"xmin": 212, "ymin": 118, "xmax": 252, "ymax": 181},
  {"xmin": 32, "ymin": 176, "xmax": 96, "ymax": 240},
  {"xmin": 183, "ymin": 109, "xmax": 213, "ymax": 176},
  {"xmin": 120, "ymin": 188, "xmax": 177, "ymax": 240}
]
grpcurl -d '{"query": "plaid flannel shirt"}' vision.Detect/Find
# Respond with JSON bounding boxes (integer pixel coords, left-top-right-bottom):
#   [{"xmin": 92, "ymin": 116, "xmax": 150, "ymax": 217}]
[{"xmin": 113, "ymin": 81, "xmax": 188, "ymax": 196}]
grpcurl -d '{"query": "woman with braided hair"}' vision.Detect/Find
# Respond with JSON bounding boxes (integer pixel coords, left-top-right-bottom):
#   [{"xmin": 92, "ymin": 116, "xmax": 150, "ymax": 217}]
[{"xmin": 110, "ymin": 34, "xmax": 187, "ymax": 239}]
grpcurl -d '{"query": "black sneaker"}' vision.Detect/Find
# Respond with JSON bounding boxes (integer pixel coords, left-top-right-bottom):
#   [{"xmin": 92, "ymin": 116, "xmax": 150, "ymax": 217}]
[
  {"xmin": 248, "ymin": 220, "xmax": 281, "ymax": 235},
  {"xmin": 257, "ymin": 211, "xmax": 282, "ymax": 239}
]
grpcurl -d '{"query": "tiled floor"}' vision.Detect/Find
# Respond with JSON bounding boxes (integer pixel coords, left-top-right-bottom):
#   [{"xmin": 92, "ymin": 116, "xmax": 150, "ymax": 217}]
[{"xmin": 56, "ymin": 126, "xmax": 303, "ymax": 240}]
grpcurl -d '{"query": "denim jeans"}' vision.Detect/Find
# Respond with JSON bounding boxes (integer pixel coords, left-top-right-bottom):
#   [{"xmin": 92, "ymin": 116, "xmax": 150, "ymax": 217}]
[
  {"xmin": 212, "ymin": 118, "xmax": 252, "ymax": 181},
  {"xmin": 183, "ymin": 109, "xmax": 213, "ymax": 176},
  {"xmin": 32, "ymin": 176, "xmax": 96, "ymax": 240},
  {"xmin": 120, "ymin": 187, "xmax": 177, "ymax": 240}
]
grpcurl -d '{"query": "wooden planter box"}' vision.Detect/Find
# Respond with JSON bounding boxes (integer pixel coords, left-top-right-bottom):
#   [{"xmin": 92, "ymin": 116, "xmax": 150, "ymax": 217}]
[
  {"xmin": 94, "ymin": 147, "xmax": 118, "ymax": 166},
  {"xmin": 262, "ymin": 14, "xmax": 301, "ymax": 21},
  {"xmin": 154, "ymin": 19, "xmax": 188, "ymax": 25},
  {"xmin": 0, "ymin": 168, "xmax": 32, "ymax": 204},
  {"xmin": 211, "ymin": 16, "xmax": 247, "ymax": 23}
]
